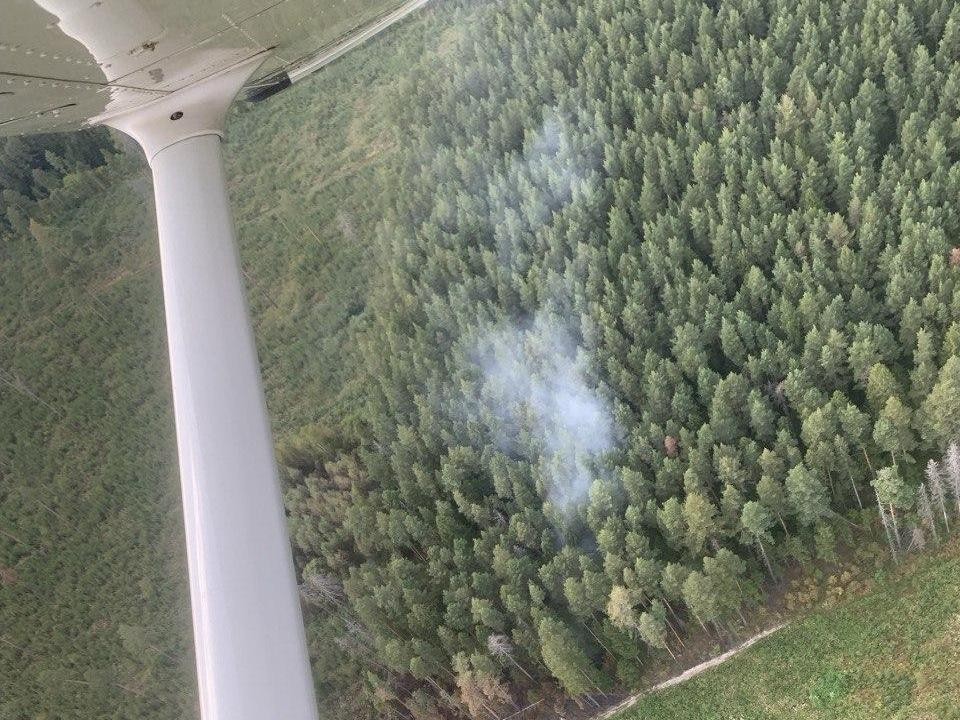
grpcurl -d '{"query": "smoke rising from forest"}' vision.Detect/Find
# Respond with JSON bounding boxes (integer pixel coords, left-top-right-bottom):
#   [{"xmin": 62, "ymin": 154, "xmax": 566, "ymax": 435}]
[
  {"xmin": 472, "ymin": 107, "xmax": 611, "ymax": 509},
  {"xmin": 472, "ymin": 313, "xmax": 618, "ymax": 509},
  {"xmin": 492, "ymin": 106, "xmax": 600, "ymax": 273}
]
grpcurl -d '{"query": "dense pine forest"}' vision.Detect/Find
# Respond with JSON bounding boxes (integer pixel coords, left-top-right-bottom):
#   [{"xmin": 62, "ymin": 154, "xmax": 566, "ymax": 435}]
[
  {"xmin": 285, "ymin": 0, "xmax": 960, "ymax": 716},
  {"xmin": 3, "ymin": 0, "xmax": 960, "ymax": 717}
]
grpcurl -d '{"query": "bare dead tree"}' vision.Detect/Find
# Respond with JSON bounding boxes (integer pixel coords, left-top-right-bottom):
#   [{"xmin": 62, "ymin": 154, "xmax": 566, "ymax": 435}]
[
  {"xmin": 876, "ymin": 494, "xmax": 898, "ymax": 561},
  {"xmin": 926, "ymin": 458, "xmax": 950, "ymax": 532},
  {"xmin": 487, "ymin": 634, "xmax": 534, "ymax": 681},
  {"xmin": 918, "ymin": 484, "xmax": 938, "ymax": 545},
  {"xmin": 946, "ymin": 442, "xmax": 960, "ymax": 517},
  {"xmin": 907, "ymin": 526, "xmax": 926, "ymax": 553},
  {"xmin": 343, "ymin": 617, "xmax": 375, "ymax": 645},
  {"xmin": 300, "ymin": 571, "xmax": 346, "ymax": 607}
]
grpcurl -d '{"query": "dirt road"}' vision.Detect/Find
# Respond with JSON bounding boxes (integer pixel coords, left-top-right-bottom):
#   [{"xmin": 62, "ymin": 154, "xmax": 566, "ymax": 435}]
[{"xmin": 594, "ymin": 623, "xmax": 788, "ymax": 720}]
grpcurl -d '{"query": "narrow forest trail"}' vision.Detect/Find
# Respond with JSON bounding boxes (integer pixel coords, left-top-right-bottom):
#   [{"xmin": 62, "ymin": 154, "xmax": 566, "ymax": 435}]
[{"xmin": 593, "ymin": 623, "xmax": 788, "ymax": 720}]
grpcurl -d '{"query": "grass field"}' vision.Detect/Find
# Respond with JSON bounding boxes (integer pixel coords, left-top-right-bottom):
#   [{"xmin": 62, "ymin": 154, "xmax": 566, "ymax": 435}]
[{"xmin": 617, "ymin": 542, "xmax": 960, "ymax": 720}]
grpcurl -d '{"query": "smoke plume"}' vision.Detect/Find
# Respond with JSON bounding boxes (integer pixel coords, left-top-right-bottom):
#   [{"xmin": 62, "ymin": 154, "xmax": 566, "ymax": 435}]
[
  {"xmin": 490, "ymin": 106, "xmax": 601, "ymax": 273},
  {"xmin": 470, "ymin": 312, "xmax": 618, "ymax": 509}
]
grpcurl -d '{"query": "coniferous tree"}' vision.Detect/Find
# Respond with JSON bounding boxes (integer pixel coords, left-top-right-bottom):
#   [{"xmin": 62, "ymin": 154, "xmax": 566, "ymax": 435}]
[
  {"xmin": 785, "ymin": 464, "xmax": 829, "ymax": 527},
  {"xmin": 921, "ymin": 357, "xmax": 960, "ymax": 448},
  {"xmin": 740, "ymin": 501, "xmax": 776, "ymax": 579}
]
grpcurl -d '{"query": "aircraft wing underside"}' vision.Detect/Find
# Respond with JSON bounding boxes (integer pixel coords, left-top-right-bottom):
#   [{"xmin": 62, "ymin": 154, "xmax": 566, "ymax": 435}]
[{"xmin": 0, "ymin": 0, "xmax": 409, "ymax": 136}]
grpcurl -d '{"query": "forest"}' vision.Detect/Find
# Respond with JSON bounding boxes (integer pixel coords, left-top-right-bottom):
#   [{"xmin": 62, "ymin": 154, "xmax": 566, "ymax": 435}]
[
  {"xmin": 282, "ymin": 0, "xmax": 960, "ymax": 716},
  {"xmin": 3, "ymin": 0, "xmax": 960, "ymax": 717}
]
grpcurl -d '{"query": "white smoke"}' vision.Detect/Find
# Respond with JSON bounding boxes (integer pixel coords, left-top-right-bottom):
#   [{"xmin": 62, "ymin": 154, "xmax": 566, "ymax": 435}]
[
  {"xmin": 455, "ymin": 107, "xmax": 610, "ymax": 511},
  {"xmin": 491, "ymin": 107, "xmax": 600, "ymax": 272},
  {"xmin": 471, "ymin": 312, "xmax": 618, "ymax": 509}
]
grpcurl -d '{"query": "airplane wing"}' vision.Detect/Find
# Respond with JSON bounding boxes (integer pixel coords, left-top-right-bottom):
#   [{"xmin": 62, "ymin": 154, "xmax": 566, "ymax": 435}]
[{"xmin": 0, "ymin": 0, "xmax": 418, "ymax": 136}]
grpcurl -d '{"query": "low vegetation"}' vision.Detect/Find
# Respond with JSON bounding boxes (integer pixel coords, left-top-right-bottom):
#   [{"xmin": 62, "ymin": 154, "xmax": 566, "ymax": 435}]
[{"xmin": 618, "ymin": 539, "xmax": 960, "ymax": 719}]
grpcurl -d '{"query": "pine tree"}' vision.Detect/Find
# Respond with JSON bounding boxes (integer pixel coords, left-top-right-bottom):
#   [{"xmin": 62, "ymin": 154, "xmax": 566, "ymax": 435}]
[
  {"xmin": 606, "ymin": 586, "xmax": 637, "ymax": 632},
  {"xmin": 872, "ymin": 396, "xmax": 916, "ymax": 465},
  {"xmin": 637, "ymin": 604, "xmax": 676, "ymax": 660},
  {"xmin": 921, "ymin": 357, "xmax": 960, "ymax": 448},
  {"xmin": 537, "ymin": 616, "xmax": 604, "ymax": 698},
  {"xmin": 740, "ymin": 501, "xmax": 776, "ymax": 579},
  {"xmin": 682, "ymin": 493, "xmax": 718, "ymax": 556},
  {"xmin": 704, "ymin": 549, "xmax": 748, "ymax": 625},
  {"xmin": 681, "ymin": 571, "xmax": 720, "ymax": 632},
  {"xmin": 814, "ymin": 522, "xmax": 838, "ymax": 564},
  {"xmin": 785, "ymin": 463, "xmax": 829, "ymax": 526},
  {"xmin": 660, "ymin": 563, "xmax": 690, "ymax": 610},
  {"xmin": 657, "ymin": 497, "xmax": 687, "ymax": 550},
  {"xmin": 757, "ymin": 475, "xmax": 790, "ymax": 532},
  {"xmin": 865, "ymin": 364, "xmax": 902, "ymax": 412}
]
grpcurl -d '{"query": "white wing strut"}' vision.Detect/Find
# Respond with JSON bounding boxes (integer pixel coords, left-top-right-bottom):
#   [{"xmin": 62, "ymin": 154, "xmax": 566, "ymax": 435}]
[{"xmin": 103, "ymin": 56, "xmax": 319, "ymax": 720}]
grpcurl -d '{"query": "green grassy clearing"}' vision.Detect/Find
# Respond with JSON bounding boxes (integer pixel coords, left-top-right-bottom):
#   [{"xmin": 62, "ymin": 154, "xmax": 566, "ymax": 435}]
[{"xmin": 617, "ymin": 542, "xmax": 960, "ymax": 720}]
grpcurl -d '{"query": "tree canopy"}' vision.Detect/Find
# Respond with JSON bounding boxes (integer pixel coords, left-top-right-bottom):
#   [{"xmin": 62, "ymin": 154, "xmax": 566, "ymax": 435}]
[{"xmin": 278, "ymin": 0, "xmax": 960, "ymax": 715}]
